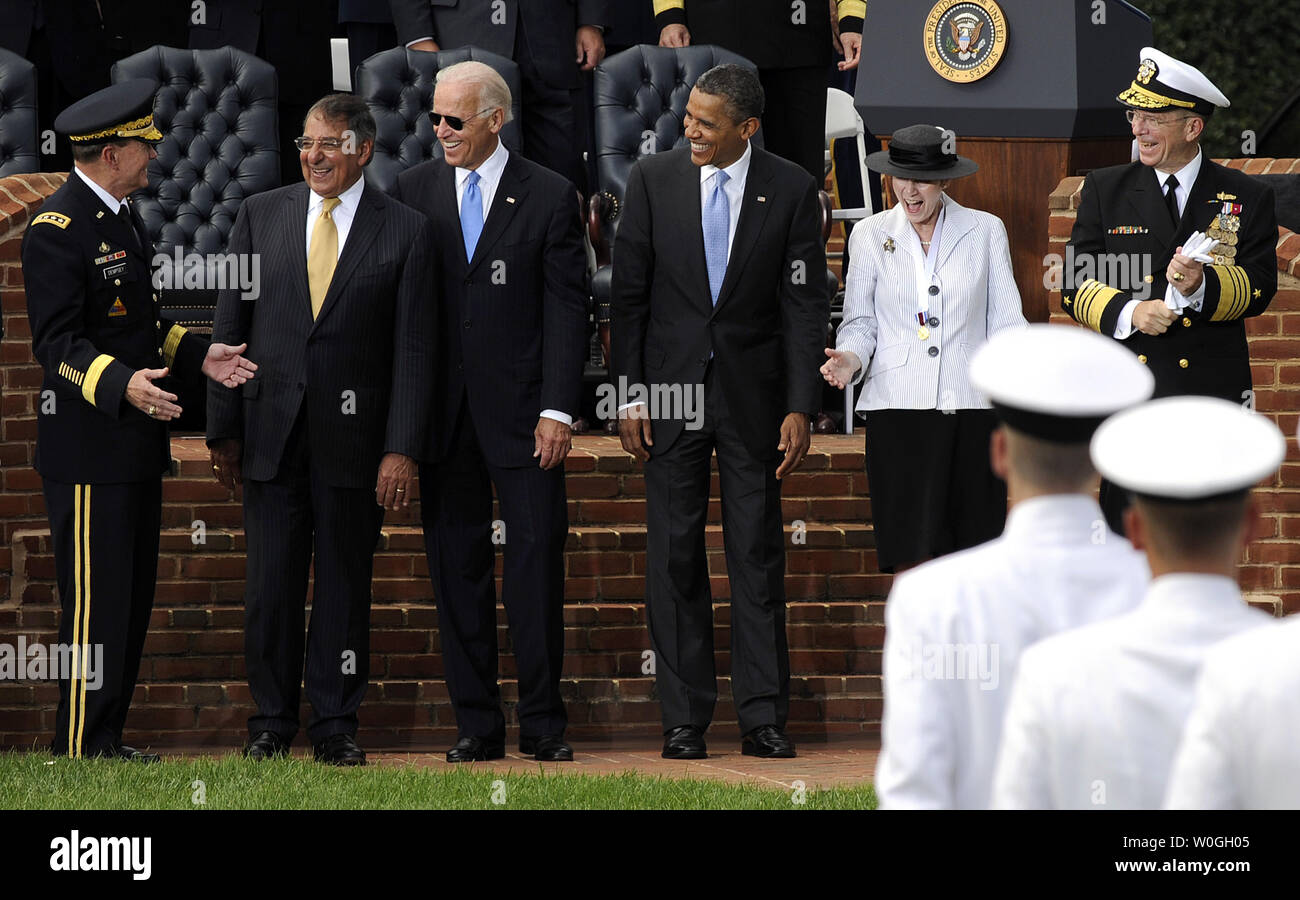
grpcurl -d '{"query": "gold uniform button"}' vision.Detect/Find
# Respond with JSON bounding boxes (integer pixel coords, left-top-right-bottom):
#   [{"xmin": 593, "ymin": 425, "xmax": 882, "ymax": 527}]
[
  {"xmin": 114, "ymin": 278, "xmax": 121, "ymax": 285},
  {"xmin": 152, "ymin": 293, "xmax": 158, "ymax": 301},
  {"xmin": 1137, "ymin": 355, "xmax": 1148, "ymax": 364},
  {"xmin": 1144, "ymin": 274, "xmax": 1154, "ymax": 284},
  {"xmin": 1179, "ymin": 358, "xmax": 1189, "ymax": 369},
  {"xmin": 156, "ymin": 319, "xmax": 162, "ymax": 329},
  {"xmin": 1183, "ymin": 317, "xmax": 1192, "ymax": 327}
]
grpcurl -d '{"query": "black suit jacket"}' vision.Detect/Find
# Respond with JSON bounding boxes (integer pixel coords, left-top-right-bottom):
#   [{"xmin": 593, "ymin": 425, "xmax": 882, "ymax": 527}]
[
  {"xmin": 23, "ymin": 172, "xmax": 208, "ymax": 483},
  {"xmin": 1062, "ymin": 158, "xmax": 1277, "ymax": 402},
  {"xmin": 654, "ymin": 0, "xmax": 863, "ymax": 70},
  {"xmin": 389, "ymin": 0, "xmax": 607, "ymax": 89},
  {"xmin": 394, "ymin": 149, "xmax": 588, "ymax": 468},
  {"xmin": 206, "ymin": 180, "xmax": 436, "ymax": 488},
  {"xmin": 611, "ymin": 145, "xmax": 829, "ymax": 460}
]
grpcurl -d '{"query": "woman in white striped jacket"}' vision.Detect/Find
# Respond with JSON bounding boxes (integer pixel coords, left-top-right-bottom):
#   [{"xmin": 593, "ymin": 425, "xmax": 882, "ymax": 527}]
[{"xmin": 821, "ymin": 125, "xmax": 1027, "ymax": 572}]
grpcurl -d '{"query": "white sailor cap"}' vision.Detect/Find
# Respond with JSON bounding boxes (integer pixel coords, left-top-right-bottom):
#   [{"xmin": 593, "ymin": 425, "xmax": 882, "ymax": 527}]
[
  {"xmin": 969, "ymin": 324, "xmax": 1154, "ymax": 443},
  {"xmin": 1117, "ymin": 47, "xmax": 1230, "ymax": 117},
  {"xmin": 1091, "ymin": 396, "xmax": 1285, "ymax": 501}
]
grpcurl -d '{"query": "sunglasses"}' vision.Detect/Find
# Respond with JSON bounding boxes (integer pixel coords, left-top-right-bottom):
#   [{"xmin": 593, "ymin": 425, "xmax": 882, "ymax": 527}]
[{"xmin": 428, "ymin": 107, "xmax": 494, "ymax": 131}]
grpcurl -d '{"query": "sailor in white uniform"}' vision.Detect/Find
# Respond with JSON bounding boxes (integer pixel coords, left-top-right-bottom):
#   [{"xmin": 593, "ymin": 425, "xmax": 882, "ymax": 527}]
[
  {"xmin": 875, "ymin": 324, "xmax": 1154, "ymax": 809},
  {"xmin": 1164, "ymin": 604, "xmax": 1300, "ymax": 809},
  {"xmin": 991, "ymin": 396, "xmax": 1285, "ymax": 809}
]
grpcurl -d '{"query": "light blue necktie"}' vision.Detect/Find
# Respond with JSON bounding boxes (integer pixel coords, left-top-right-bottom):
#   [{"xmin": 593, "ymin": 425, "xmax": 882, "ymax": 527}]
[
  {"xmin": 461, "ymin": 170, "xmax": 483, "ymax": 261},
  {"xmin": 702, "ymin": 170, "xmax": 730, "ymax": 305}
]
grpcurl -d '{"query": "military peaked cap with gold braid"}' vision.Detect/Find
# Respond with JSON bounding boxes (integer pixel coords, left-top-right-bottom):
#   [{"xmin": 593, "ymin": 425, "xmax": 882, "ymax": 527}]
[
  {"xmin": 1117, "ymin": 47, "xmax": 1229, "ymax": 118},
  {"xmin": 53, "ymin": 79, "xmax": 163, "ymax": 144}
]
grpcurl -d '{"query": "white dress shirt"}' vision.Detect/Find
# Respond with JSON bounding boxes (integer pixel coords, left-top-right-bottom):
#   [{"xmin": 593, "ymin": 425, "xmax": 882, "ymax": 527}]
[
  {"xmin": 1164, "ymin": 616, "xmax": 1300, "ymax": 809},
  {"xmin": 454, "ymin": 139, "xmax": 569, "ymax": 428},
  {"xmin": 991, "ymin": 572, "xmax": 1272, "ymax": 810},
  {"xmin": 697, "ymin": 140, "xmax": 751, "ymax": 262},
  {"xmin": 1113, "ymin": 149, "xmax": 1206, "ymax": 338},
  {"xmin": 74, "ymin": 166, "xmax": 128, "ymax": 214},
  {"xmin": 875, "ymin": 495, "xmax": 1149, "ymax": 809},
  {"xmin": 305, "ymin": 173, "xmax": 366, "ymax": 261}
]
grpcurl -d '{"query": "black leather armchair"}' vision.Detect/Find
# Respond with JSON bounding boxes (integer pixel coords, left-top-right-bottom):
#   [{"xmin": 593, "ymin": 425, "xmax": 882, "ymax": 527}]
[
  {"xmin": 354, "ymin": 46, "xmax": 523, "ymax": 197},
  {"xmin": 111, "ymin": 45, "xmax": 280, "ymax": 327},
  {"xmin": 0, "ymin": 47, "xmax": 39, "ymax": 177}
]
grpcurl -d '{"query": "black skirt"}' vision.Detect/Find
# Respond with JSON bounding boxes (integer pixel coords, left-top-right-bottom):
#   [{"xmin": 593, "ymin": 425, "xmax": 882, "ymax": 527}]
[{"xmin": 863, "ymin": 408, "xmax": 1007, "ymax": 573}]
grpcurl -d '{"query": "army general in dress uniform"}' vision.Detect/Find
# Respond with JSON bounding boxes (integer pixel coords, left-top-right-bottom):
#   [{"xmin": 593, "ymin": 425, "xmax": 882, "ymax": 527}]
[
  {"xmin": 21, "ymin": 80, "xmax": 255, "ymax": 761},
  {"xmin": 1061, "ymin": 48, "xmax": 1278, "ymax": 533}
]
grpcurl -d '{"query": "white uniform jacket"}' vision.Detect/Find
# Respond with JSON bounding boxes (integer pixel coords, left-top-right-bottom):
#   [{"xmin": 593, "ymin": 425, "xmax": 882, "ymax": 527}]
[
  {"xmin": 835, "ymin": 194, "xmax": 1026, "ymax": 412},
  {"xmin": 875, "ymin": 495, "xmax": 1149, "ymax": 809},
  {"xmin": 991, "ymin": 574, "xmax": 1273, "ymax": 809},
  {"xmin": 1164, "ymin": 616, "xmax": 1300, "ymax": 810}
]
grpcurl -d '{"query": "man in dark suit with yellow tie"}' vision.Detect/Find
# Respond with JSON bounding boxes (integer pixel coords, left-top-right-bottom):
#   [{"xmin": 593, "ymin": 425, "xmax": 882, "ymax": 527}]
[
  {"xmin": 207, "ymin": 93, "xmax": 436, "ymax": 765},
  {"xmin": 395, "ymin": 61, "xmax": 588, "ymax": 763},
  {"xmin": 612, "ymin": 64, "xmax": 829, "ymax": 759}
]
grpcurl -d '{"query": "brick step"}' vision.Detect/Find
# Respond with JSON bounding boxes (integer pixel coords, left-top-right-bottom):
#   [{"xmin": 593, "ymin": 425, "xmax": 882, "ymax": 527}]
[
  {"xmin": 10, "ymin": 521, "xmax": 892, "ymax": 607},
  {"xmin": 160, "ymin": 434, "xmax": 869, "ymax": 529},
  {"xmin": 0, "ymin": 675, "xmax": 882, "ymax": 748}
]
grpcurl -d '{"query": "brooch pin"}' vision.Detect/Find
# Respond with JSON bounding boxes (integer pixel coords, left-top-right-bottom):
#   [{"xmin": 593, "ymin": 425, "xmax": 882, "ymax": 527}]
[{"xmin": 883, "ymin": 238, "xmax": 895, "ymax": 253}]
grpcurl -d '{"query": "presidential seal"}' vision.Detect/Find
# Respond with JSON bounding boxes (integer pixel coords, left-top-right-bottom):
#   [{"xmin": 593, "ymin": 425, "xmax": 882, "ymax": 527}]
[{"xmin": 923, "ymin": 0, "xmax": 1008, "ymax": 84}]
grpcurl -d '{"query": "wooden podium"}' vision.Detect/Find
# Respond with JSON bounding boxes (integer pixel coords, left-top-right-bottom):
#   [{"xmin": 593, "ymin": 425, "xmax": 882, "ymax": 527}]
[{"xmin": 855, "ymin": 0, "xmax": 1154, "ymax": 322}]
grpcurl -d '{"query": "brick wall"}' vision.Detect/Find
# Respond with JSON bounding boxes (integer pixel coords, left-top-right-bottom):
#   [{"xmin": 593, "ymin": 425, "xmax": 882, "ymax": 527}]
[{"xmin": 1048, "ymin": 158, "xmax": 1300, "ymax": 615}]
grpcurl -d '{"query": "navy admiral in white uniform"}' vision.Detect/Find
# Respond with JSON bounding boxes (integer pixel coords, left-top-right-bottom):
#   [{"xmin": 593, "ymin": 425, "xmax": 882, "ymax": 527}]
[
  {"xmin": 874, "ymin": 325, "xmax": 1154, "ymax": 809},
  {"xmin": 991, "ymin": 396, "xmax": 1284, "ymax": 809}
]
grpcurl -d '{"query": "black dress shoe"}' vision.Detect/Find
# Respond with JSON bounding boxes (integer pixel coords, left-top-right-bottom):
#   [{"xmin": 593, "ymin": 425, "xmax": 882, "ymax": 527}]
[
  {"xmin": 446, "ymin": 736, "xmax": 505, "ymax": 762},
  {"xmin": 662, "ymin": 725, "xmax": 707, "ymax": 760},
  {"xmin": 313, "ymin": 733, "xmax": 366, "ymax": 766},
  {"xmin": 742, "ymin": 725, "xmax": 796, "ymax": 759},
  {"xmin": 107, "ymin": 744, "xmax": 160, "ymax": 763},
  {"xmin": 244, "ymin": 730, "xmax": 290, "ymax": 761},
  {"xmin": 520, "ymin": 734, "xmax": 573, "ymax": 761}
]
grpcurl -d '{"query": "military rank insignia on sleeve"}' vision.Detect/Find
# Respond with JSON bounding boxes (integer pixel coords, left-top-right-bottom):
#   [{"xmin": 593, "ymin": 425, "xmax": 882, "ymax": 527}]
[{"xmin": 32, "ymin": 212, "xmax": 71, "ymax": 229}]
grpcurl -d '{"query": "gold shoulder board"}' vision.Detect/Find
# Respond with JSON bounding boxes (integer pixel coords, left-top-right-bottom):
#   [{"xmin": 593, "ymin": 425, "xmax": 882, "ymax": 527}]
[{"xmin": 32, "ymin": 212, "xmax": 71, "ymax": 229}]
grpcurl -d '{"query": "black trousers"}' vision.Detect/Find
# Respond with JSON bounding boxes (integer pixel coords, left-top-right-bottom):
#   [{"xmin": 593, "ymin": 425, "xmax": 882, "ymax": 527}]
[
  {"xmin": 241, "ymin": 411, "xmax": 385, "ymax": 744},
  {"xmin": 644, "ymin": 367, "xmax": 789, "ymax": 735},
  {"xmin": 420, "ymin": 404, "xmax": 569, "ymax": 742},
  {"xmin": 515, "ymin": 31, "xmax": 589, "ymax": 195},
  {"xmin": 758, "ymin": 65, "xmax": 828, "ymax": 184},
  {"xmin": 45, "ymin": 477, "xmax": 161, "ymax": 758}
]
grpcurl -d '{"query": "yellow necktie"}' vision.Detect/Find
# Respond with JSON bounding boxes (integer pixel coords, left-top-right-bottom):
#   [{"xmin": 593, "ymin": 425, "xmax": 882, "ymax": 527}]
[{"xmin": 308, "ymin": 197, "xmax": 341, "ymax": 319}]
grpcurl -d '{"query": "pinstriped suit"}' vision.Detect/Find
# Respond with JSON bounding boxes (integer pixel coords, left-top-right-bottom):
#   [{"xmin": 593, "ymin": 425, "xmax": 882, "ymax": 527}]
[
  {"xmin": 207, "ymin": 179, "xmax": 436, "ymax": 744},
  {"xmin": 835, "ymin": 195, "xmax": 1026, "ymax": 412},
  {"xmin": 394, "ymin": 149, "xmax": 588, "ymax": 744}
]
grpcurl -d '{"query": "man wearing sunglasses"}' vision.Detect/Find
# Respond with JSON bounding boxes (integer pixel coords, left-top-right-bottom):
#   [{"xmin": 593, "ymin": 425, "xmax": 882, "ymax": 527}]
[
  {"xmin": 207, "ymin": 93, "xmax": 437, "ymax": 766},
  {"xmin": 394, "ymin": 62, "xmax": 588, "ymax": 763},
  {"xmin": 1061, "ymin": 48, "xmax": 1277, "ymax": 536}
]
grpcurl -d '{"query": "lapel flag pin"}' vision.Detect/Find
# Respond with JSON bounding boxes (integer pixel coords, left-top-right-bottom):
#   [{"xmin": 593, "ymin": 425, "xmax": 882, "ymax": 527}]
[
  {"xmin": 96, "ymin": 211, "xmax": 105, "ymax": 219},
  {"xmin": 505, "ymin": 197, "xmax": 516, "ymax": 204}
]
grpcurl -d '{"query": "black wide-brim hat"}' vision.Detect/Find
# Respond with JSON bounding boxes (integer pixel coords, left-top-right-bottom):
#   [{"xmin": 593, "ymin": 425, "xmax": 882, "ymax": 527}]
[{"xmin": 866, "ymin": 124, "xmax": 978, "ymax": 180}]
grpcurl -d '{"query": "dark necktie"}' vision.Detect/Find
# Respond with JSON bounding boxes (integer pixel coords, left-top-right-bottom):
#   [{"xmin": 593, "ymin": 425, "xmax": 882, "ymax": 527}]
[
  {"xmin": 117, "ymin": 205, "xmax": 142, "ymax": 255},
  {"xmin": 1163, "ymin": 174, "xmax": 1180, "ymax": 227}
]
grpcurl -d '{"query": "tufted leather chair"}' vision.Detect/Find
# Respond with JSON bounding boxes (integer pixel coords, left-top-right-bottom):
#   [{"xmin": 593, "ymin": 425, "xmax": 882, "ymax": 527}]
[
  {"xmin": 354, "ymin": 46, "xmax": 523, "ymax": 197},
  {"xmin": 111, "ymin": 45, "xmax": 279, "ymax": 328},
  {"xmin": 0, "ymin": 47, "xmax": 39, "ymax": 177}
]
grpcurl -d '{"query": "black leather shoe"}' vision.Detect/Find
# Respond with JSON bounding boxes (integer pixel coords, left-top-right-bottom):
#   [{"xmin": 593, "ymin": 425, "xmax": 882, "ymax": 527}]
[
  {"xmin": 446, "ymin": 736, "xmax": 505, "ymax": 762},
  {"xmin": 520, "ymin": 734, "xmax": 573, "ymax": 761},
  {"xmin": 313, "ymin": 733, "xmax": 366, "ymax": 766},
  {"xmin": 244, "ymin": 730, "xmax": 290, "ymax": 761},
  {"xmin": 109, "ymin": 744, "xmax": 160, "ymax": 763},
  {"xmin": 742, "ymin": 725, "xmax": 796, "ymax": 759},
  {"xmin": 662, "ymin": 725, "xmax": 707, "ymax": 760}
]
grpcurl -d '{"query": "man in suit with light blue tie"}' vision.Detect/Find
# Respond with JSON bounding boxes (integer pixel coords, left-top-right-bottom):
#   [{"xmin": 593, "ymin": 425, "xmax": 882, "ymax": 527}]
[
  {"xmin": 394, "ymin": 62, "xmax": 589, "ymax": 763},
  {"xmin": 611, "ymin": 64, "xmax": 829, "ymax": 760}
]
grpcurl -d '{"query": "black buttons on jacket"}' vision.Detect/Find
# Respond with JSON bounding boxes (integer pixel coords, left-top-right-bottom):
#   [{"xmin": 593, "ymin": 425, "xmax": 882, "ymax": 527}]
[
  {"xmin": 928, "ymin": 285, "xmax": 939, "ymax": 295},
  {"xmin": 928, "ymin": 316, "xmax": 939, "ymax": 327},
  {"xmin": 927, "ymin": 346, "xmax": 939, "ymax": 358}
]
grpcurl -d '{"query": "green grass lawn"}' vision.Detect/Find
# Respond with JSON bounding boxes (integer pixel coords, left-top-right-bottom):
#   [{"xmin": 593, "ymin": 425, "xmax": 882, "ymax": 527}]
[{"xmin": 0, "ymin": 751, "xmax": 877, "ymax": 810}]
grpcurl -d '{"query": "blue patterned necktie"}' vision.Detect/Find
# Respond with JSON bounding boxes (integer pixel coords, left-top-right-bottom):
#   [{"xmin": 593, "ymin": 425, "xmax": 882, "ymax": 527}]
[
  {"xmin": 461, "ymin": 170, "xmax": 484, "ymax": 261},
  {"xmin": 702, "ymin": 169, "xmax": 730, "ymax": 305}
]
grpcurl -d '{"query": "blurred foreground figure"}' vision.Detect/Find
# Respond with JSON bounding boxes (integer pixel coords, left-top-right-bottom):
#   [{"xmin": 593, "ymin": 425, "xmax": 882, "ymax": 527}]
[
  {"xmin": 992, "ymin": 396, "xmax": 1285, "ymax": 809},
  {"xmin": 876, "ymin": 325, "xmax": 1153, "ymax": 809}
]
